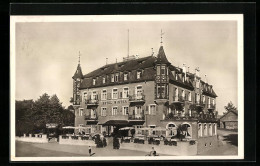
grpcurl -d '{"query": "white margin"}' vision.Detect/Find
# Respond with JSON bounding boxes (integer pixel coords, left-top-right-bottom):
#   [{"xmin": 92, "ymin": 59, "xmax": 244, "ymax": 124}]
[{"xmin": 10, "ymin": 14, "xmax": 244, "ymax": 161}]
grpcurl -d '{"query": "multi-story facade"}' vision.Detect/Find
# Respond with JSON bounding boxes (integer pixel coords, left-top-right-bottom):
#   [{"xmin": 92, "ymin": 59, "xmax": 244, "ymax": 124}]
[{"xmin": 72, "ymin": 45, "xmax": 218, "ymax": 147}]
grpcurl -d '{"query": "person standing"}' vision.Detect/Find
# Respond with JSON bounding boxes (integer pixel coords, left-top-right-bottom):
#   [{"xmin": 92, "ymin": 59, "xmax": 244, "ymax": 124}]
[{"xmin": 88, "ymin": 146, "xmax": 92, "ymax": 156}]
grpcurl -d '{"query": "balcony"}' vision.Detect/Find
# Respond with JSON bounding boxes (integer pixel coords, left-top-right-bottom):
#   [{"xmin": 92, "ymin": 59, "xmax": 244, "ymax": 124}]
[
  {"xmin": 85, "ymin": 99, "xmax": 99, "ymax": 106},
  {"xmin": 128, "ymin": 114, "xmax": 145, "ymax": 120},
  {"xmin": 129, "ymin": 94, "xmax": 145, "ymax": 103},
  {"xmin": 85, "ymin": 115, "xmax": 98, "ymax": 120},
  {"xmin": 164, "ymin": 112, "xmax": 198, "ymax": 121},
  {"xmin": 195, "ymin": 100, "xmax": 205, "ymax": 108},
  {"xmin": 172, "ymin": 95, "xmax": 185, "ymax": 103},
  {"xmin": 207, "ymin": 104, "xmax": 216, "ymax": 110}
]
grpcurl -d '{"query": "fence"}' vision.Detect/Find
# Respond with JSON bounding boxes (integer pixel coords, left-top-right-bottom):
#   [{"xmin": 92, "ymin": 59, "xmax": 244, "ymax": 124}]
[
  {"xmin": 59, "ymin": 135, "xmax": 96, "ymax": 146},
  {"xmin": 15, "ymin": 134, "xmax": 48, "ymax": 143}
]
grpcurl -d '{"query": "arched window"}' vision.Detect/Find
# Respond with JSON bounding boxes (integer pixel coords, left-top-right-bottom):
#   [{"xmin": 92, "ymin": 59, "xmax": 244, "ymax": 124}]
[
  {"xmin": 203, "ymin": 123, "xmax": 208, "ymax": 136},
  {"xmin": 182, "ymin": 123, "xmax": 192, "ymax": 139},
  {"xmin": 213, "ymin": 123, "xmax": 217, "ymax": 136},
  {"xmin": 166, "ymin": 123, "xmax": 177, "ymax": 137},
  {"xmin": 198, "ymin": 123, "xmax": 202, "ymax": 137},
  {"xmin": 208, "ymin": 123, "xmax": 212, "ymax": 136}
]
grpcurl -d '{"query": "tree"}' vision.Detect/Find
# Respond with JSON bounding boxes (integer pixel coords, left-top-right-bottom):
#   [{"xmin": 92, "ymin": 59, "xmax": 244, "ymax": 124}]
[{"xmin": 224, "ymin": 101, "xmax": 237, "ymax": 113}]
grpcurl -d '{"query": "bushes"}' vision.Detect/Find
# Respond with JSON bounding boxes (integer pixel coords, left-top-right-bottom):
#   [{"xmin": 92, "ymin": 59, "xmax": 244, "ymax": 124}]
[{"xmin": 95, "ymin": 135, "xmax": 103, "ymax": 148}]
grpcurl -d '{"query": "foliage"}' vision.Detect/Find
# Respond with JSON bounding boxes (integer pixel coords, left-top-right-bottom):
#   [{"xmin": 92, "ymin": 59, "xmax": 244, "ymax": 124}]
[
  {"xmin": 15, "ymin": 93, "xmax": 75, "ymax": 136},
  {"xmin": 224, "ymin": 101, "xmax": 237, "ymax": 113}
]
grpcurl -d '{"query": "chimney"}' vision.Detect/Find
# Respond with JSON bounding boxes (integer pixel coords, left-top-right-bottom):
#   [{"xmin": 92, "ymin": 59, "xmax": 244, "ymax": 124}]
[
  {"xmin": 195, "ymin": 67, "xmax": 200, "ymax": 77},
  {"xmin": 204, "ymin": 74, "xmax": 207, "ymax": 84},
  {"xmin": 182, "ymin": 63, "xmax": 186, "ymax": 81}
]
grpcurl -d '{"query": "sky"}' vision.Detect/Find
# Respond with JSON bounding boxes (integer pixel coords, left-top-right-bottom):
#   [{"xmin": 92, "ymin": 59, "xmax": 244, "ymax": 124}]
[{"xmin": 15, "ymin": 20, "xmax": 238, "ymax": 115}]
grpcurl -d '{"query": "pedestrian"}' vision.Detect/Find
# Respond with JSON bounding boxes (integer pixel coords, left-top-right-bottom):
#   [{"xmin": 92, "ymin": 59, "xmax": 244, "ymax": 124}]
[
  {"xmin": 150, "ymin": 147, "xmax": 156, "ymax": 156},
  {"xmin": 89, "ymin": 146, "xmax": 92, "ymax": 156}
]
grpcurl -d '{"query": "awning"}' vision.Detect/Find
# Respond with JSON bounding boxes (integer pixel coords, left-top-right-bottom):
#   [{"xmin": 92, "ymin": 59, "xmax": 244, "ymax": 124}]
[
  {"xmin": 128, "ymin": 120, "xmax": 145, "ymax": 126},
  {"xmin": 119, "ymin": 127, "xmax": 134, "ymax": 130},
  {"xmin": 62, "ymin": 126, "xmax": 75, "ymax": 129},
  {"xmin": 102, "ymin": 120, "xmax": 129, "ymax": 126}
]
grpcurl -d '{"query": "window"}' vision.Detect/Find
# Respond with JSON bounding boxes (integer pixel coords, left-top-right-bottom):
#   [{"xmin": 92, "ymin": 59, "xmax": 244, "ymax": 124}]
[
  {"xmin": 157, "ymin": 66, "xmax": 160, "ymax": 75},
  {"xmin": 115, "ymin": 73, "xmax": 119, "ymax": 82},
  {"xmin": 78, "ymin": 124, "xmax": 84, "ymax": 133},
  {"xmin": 209, "ymin": 123, "xmax": 213, "ymax": 136},
  {"xmin": 197, "ymin": 93, "xmax": 200, "ymax": 103},
  {"xmin": 157, "ymin": 84, "xmax": 165, "ymax": 98},
  {"xmin": 182, "ymin": 90, "xmax": 185, "ymax": 98},
  {"xmin": 101, "ymin": 90, "xmax": 107, "ymax": 100},
  {"xmin": 112, "ymin": 88, "xmax": 118, "ymax": 99},
  {"xmin": 103, "ymin": 77, "xmax": 106, "ymax": 84},
  {"xmin": 188, "ymin": 92, "xmax": 191, "ymax": 101},
  {"xmin": 203, "ymin": 123, "xmax": 208, "ymax": 136},
  {"xmin": 203, "ymin": 95, "xmax": 205, "ymax": 103},
  {"xmin": 92, "ymin": 91, "xmax": 97, "ymax": 100},
  {"xmin": 208, "ymin": 97, "xmax": 210, "ymax": 108},
  {"xmin": 136, "ymin": 86, "xmax": 143, "ymax": 98},
  {"xmin": 101, "ymin": 107, "xmax": 106, "ymax": 116},
  {"xmin": 175, "ymin": 87, "xmax": 178, "ymax": 97},
  {"xmin": 124, "ymin": 73, "xmax": 128, "ymax": 81},
  {"xmin": 182, "ymin": 123, "xmax": 192, "ymax": 138},
  {"xmin": 122, "ymin": 106, "xmax": 129, "ymax": 115},
  {"xmin": 79, "ymin": 108, "xmax": 83, "ymax": 116},
  {"xmin": 112, "ymin": 107, "xmax": 118, "ymax": 115},
  {"xmin": 111, "ymin": 74, "xmax": 114, "ymax": 82},
  {"xmin": 93, "ymin": 79, "xmax": 96, "ymax": 85},
  {"xmin": 135, "ymin": 106, "xmax": 142, "ymax": 117},
  {"xmin": 212, "ymin": 99, "xmax": 215, "ymax": 105},
  {"xmin": 167, "ymin": 123, "xmax": 176, "ymax": 137},
  {"xmin": 149, "ymin": 104, "xmax": 156, "ymax": 115},
  {"xmin": 175, "ymin": 74, "xmax": 178, "ymax": 80},
  {"xmin": 198, "ymin": 123, "xmax": 202, "ymax": 137},
  {"xmin": 161, "ymin": 66, "xmax": 165, "ymax": 75},
  {"xmin": 123, "ymin": 87, "xmax": 129, "ymax": 98},
  {"xmin": 83, "ymin": 92, "xmax": 88, "ymax": 101},
  {"xmin": 137, "ymin": 71, "xmax": 141, "ymax": 79},
  {"xmin": 213, "ymin": 123, "xmax": 217, "ymax": 136}
]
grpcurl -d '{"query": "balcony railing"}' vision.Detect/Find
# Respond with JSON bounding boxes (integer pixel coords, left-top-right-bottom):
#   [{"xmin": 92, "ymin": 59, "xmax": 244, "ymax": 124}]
[
  {"xmin": 85, "ymin": 99, "xmax": 99, "ymax": 105},
  {"xmin": 128, "ymin": 113, "xmax": 145, "ymax": 120},
  {"xmin": 195, "ymin": 100, "xmax": 205, "ymax": 107},
  {"xmin": 207, "ymin": 104, "xmax": 216, "ymax": 109},
  {"xmin": 129, "ymin": 94, "xmax": 145, "ymax": 102},
  {"xmin": 85, "ymin": 115, "xmax": 98, "ymax": 120},
  {"xmin": 172, "ymin": 95, "xmax": 185, "ymax": 103},
  {"xmin": 164, "ymin": 112, "xmax": 216, "ymax": 121}
]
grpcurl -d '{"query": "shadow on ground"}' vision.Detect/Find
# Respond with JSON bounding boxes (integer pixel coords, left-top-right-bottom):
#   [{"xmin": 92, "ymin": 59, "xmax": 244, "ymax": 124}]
[{"xmin": 222, "ymin": 134, "xmax": 238, "ymax": 146}]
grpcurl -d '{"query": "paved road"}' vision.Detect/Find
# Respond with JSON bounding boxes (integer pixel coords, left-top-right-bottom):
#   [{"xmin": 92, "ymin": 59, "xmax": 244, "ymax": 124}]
[{"xmin": 16, "ymin": 137, "xmax": 150, "ymax": 157}]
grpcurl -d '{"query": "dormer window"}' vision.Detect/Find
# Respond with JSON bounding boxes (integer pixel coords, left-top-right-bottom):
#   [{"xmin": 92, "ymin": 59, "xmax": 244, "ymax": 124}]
[
  {"xmin": 93, "ymin": 78, "xmax": 96, "ymax": 85},
  {"xmin": 115, "ymin": 73, "xmax": 119, "ymax": 82},
  {"xmin": 124, "ymin": 73, "xmax": 128, "ymax": 81},
  {"xmin": 137, "ymin": 71, "xmax": 141, "ymax": 79},
  {"xmin": 103, "ymin": 77, "xmax": 106, "ymax": 84},
  {"xmin": 111, "ymin": 74, "xmax": 114, "ymax": 82},
  {"xmin": 175, "ymin": 74, "xmax": 178, "ymax": 80},
  {"xmin": 182, "ymin": 76, "xmax": 185, "ymax": 82}
]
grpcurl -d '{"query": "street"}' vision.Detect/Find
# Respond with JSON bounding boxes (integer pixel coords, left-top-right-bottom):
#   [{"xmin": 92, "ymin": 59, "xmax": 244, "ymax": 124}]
[{"xmin": 16, "ymin": 129, "xmax": 238, "ymax": 157}]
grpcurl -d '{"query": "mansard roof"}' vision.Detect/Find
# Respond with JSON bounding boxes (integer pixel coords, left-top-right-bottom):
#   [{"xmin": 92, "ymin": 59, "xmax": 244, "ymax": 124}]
[
  {"xmin": 78, "ymin": 47, "xmax": 217, "ymax": 96},
  {"xmin": 72, "ymin": 64, "xmax": 83, "ymax": 79},
  {"xmin": 83, "ymin": 55, "xmax": 156, "ymax": 78}
]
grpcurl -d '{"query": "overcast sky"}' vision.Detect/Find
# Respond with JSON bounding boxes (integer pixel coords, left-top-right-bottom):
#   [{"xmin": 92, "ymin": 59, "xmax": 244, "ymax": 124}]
[{"xmin": 15, "ymin": 20, "xmax": 238, "ymax": 115}]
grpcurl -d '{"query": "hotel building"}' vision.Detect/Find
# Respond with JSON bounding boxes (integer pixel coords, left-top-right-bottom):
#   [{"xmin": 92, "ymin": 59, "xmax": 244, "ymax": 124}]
[{"xmin": 72, "ymin": 45, "xmax": 218, "ymax": 150}]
